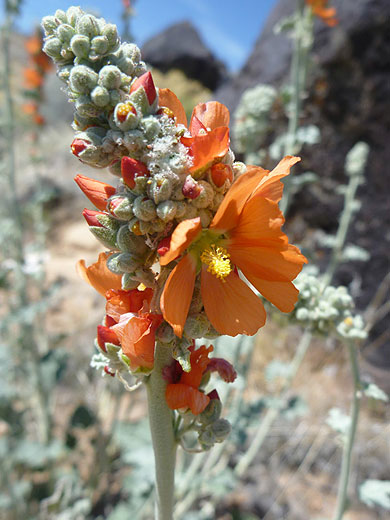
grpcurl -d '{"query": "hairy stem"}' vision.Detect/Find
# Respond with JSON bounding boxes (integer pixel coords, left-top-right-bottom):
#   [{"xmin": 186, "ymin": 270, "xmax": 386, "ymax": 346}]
[{"xmin": 146, "ymin": 343, "xmax": 177, "ymax": 520}]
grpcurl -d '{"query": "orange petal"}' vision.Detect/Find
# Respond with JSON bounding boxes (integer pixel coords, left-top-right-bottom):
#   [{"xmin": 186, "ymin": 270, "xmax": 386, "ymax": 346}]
[
  {"xmin": 210, "ymin": 165, "xmax": 269, "ymax": 232},
  {"xmin": 77, "ymin": 252, "xmax": 122, "ymax": 296},
  {"xmin": 228, "ymin": 196, "xmax": 287, "ymax": 248},
  {"xmin": 181, "ymin": 345, "xmax": 213, "ymax": 388},
  {"xmin": 245, "ymin": 275, "xmax": 299, "ymax": 313},
  {"xmin": 251, "ymin": 156, "xmax": 301, "ymax": 202},
  {"xmin": 190, "ymin": 101, "xmax": 230, "ymax": 131},
  {"xmin": 158, "ymin": 88, "xmax": 187, "ymax": 127},
  {"xmin": 182, "ymin": 127, "xmax": 230, "ymax": 177},
  {"xmin": 74, "ymin": 174, "xmax": 116, "ymax": 211},
  {"xmin": 229, "ymin": 243, "xmax": 307, "ymax": 283},
  {"xmin": 119, "ymin": 314, "xmax": 162, "ymax": 370},
  {"xmin": 160, "ymin": 254, "xmax": 197, "ymax": 338},
  {"xmin": 166, "ymin": 383, "xmax": 210, "ymax": 414},
  {"xmin": 201, "ymin": 268, "xmax": 266, "ymax": 336},
  {"xmin": 159, "ymin": 218, "xmax": 202, "ymax": 266}
]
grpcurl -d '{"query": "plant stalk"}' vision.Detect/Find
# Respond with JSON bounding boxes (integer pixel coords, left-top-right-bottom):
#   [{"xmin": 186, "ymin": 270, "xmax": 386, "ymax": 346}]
[
  {"xmin": 146, "ymin": 343, "xmax": 177, "ymax": 520},
  {"xmin": 332, "ymin": 341, "xmax": 361, "ymax": 520}
]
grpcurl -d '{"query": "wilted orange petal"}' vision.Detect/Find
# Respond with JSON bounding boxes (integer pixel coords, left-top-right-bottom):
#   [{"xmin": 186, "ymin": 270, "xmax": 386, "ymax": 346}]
[
  {"xmin": 160, "ymin": 218, "xmax": 202, "ymax": 266},
  {"xmin": 158, "ymin": 88, "xmax": 188, "ymax": 127},
  {"xmin": 120, "ymin": 315, "xmax": 157, "ymax": 369},
  {"xmin": 166, "ymin": 383, "xmax": 210, "ymax": 414},
  {"xmin": 77, "ymin": 252, "xmax": 122, "ymax": 296},
  {"xmin": 181, "ymin": 345, "xmax": 213, "ymax": 388},
  {"xmin": 191, "ymin": 101, "xmax": 230, "ymax": 131},
  {"xmin": 201, "ymin": 268, "xmax": 266, "ymax": 336},
  {"xmin": 160, "ymin": 254, "xmax": 197, "ymax": 338},
  {"xmin": 251, "ymin": 156, "xmax": 301, "ymax": 202},
  {"xmin": 183, "ymin": 127, "xmax": 230, "ymax": 176},
  {"xmin": 211, "ymin": 165, "xmax": 269, "ymax": 232}
]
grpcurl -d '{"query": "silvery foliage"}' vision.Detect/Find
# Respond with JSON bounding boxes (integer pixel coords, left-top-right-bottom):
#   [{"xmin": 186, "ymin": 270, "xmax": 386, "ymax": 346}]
[{"xmin": 291, "ymin": 266, "xmax": 367, "ymax": 340}]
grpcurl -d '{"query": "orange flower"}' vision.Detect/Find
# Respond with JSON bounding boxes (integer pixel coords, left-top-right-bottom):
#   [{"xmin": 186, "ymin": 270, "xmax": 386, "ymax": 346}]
[
  {"xmin": 77, "ymin": 252, "xmax": 123, "ymax": 297},
  {"xmin": 74, "ymin": 174, "xmax": 116, "ymax": 211},
  {"xmin": 158, "ymin": 89, "xmax": 230, "ymax": 177},
  {"xmin": 306, "ymin": 0, "xmax": 338, "ymax": 26},
  {"xmin": 112, "ymin": 311, "xmax": 163, "ymax": 371},
  {"xmin": 160, "ymin": 156, "xmax": 307, "ymax": 338},
  {"xmin": 164, "ymin": 344, "xmax": 237, "ymax": 414},
  {"xmin": 24, "ymin": 67, "xmax": 44, "ymax": 88}
]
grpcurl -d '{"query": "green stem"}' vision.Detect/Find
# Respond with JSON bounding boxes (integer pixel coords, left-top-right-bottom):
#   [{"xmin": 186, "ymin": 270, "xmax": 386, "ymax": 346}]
[
  {"xmin": 332, "ymin": 342, "xmax": 361, "ymax": 520},
  {"xmin": 323, "ymin": 173, "xmax": 361, "ymax": 286},
  {"xmin": 146, "ymin": 343, "xmax": 177, "ymax": 520},
  {"xmin": 235, "ymin": 329, "xmax": 312, "ymax": 477}
]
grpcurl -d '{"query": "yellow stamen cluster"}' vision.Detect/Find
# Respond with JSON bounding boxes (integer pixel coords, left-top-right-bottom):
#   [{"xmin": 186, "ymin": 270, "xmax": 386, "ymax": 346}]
[{"xmin": 200, "ymin": 245, "xmax": 232, "ymax": 281}]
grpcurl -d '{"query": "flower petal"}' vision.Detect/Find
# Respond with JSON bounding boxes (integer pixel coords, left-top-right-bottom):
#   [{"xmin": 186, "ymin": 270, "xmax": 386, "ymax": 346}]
[
  {"xmin": 181, "ymin": 345, "xmax": 213, "ymax": 388},
  {"xmin": 159, "ymin": 218, "xmax": 202, "ymax": 266},
  {"xmin": 166, "ymin": 383, "xmax": 210, "ymax": 415},
  {"xmin": 210, "ymin": 165, "xmax": 269, "ymax": 232},
  {"xmin": 160, "ymin": 254, "xmax": 197, "ymax": 338},
  {"xmin": 74, "ymin": 174, "xmax": 116, "ymax": 211},
  {"xmin": 251, "ymin": 156, "xmax": 301, "ymax": 202},
  {"xmin": 77, "ymin": 252, "xmax": 122, "ymax": 296},
  {"xmin": 245, "ymin": 276, "xmax": 299, "ymax": 312},
  {"xmin": 190, "ymin": 101, "xmax": 230, "ymax": 131},
  {"xmin": 158, "ymin": 88, "xmax": 187, "ymax": 127},
  {"xmin": 201, "ymin": 267, "xmax": 266, "ymax": 336},
  {"xmin": 182, "ymin": 127, "xmax": 230, "ymax": 177}
]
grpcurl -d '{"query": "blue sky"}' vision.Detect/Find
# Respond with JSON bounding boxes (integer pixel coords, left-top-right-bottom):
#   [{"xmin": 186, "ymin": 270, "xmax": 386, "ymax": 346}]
[{"xmin": 10, "ymin": 0, "xmax": 276, "ymax": 71}]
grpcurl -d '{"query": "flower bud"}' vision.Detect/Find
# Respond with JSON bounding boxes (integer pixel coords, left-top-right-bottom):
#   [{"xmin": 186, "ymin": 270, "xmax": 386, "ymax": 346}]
[
  {"xmin": 104, "ymin": 366, "xmax": 115, "ymax": 377},
  {"xmin": 98, "ymin": 65, "xmax": 122, "ymax": 90},
  {"xmin": 129, "ymin": 71, "xmax": 156, "ymax": 105},
  {"xmin": 184, "ymin": 314, "xmax": 210, "ymax": 338},
  {"xmin": 156, "ymin": 201, "xmax": 177, "ymax": 222},
  {"xmin": 114, "ymin": 102, "xmax": 138, "ymax": 130},
  {"xmin": 75, "ymin": 95, "xmax": 102, "ymax": 117},
  {"xmin": 57, "ymin": 23, "xmax": 75, "ymax": 43},
  {"xmin": 58, "ymin": 64, "xmax": 72, "ymax": 83},
  {"xmin": 91, "ymin": 36, "xmax": 109, "ymax": 56},
  {"xmin": 128, "ymin": 218, "xmax": 142, "ymax": 235},
  {"xmin": 66, "ymin": 6, "xmax": 83, "ymax": 26},
  {"xmin": 43, "ymin": 37, "xmax": 62, "ymax": 59},
  {"xmin": 121, "ymin": 157, "xmax": 149, "ymax": 189},
  {"xmin": 54, "ymin": 9, "xmax": 67, "ymax": 23},
  {"xmin": 121, "ymin": 273, "xmax": 140, "ymax": 290},
  {"xmin": 90, "ymin": 86, "xmax": 110, "ymax": 107},
  {"xmin": 74, "ymin": 174, "xmax": 116, "ymax": 211},
  {"xmin": 133, "ymin": 196, "xmax": 157, "ymax": 222},
  {"xmin": 108, "ymin": 196, "xmax": 133, "ymax": 220},
  {"xmin": 211, "ymin": 418, "xmax": 231, "ymax": 442},
  {"xmin": 148, "ymin": 174, "xmax": 172, "ymax": 204},
  {"xmin": 107, "ymin": 252, "xmax": 142, "ymax": 274},
  {"xmin": 182, "ymin": 175, "xmax": 201, "ymax": 199},
  {"xmin": 117, "ymin": 225, "xmax": 149, "ymax": 255},
  {"xmin": 157, "ymin": 106, "xmax": 175, "ymax": 119},
  {"xmin": 41, "ymin": 16, "xmax": 58, "ymax": 35},
  {"xmin": 75, "ymin": 14, "xmax": 100, "ymax": 39},
  {"xmin": 206, "ymin": 358, "xmax": 237, "ymax": 383},
  {"xmin": 82, "ymin": 209, "xmax": 118, "ymax": 248},
  {"xmin": 198, "ymin": 427, "xmax": 216, "ymax": 447},
  {"xmin": 70, "ymin": 34, "xmax": 90, "ymax": 58},
  {"xmin": 140, "ymin": 116, "xmax": 161, "ymax": 140},
  {"xmin": 97, "ymin": 325, "xmax": 120, "ymax": 352},
  {"xmin": 116, "ymin": 56, "xmax": 135, "ymax": 76},
  {"xmin": 199, "ymin": 397, "xmax": 222, "ymax": 426},
  {"xmin": 192, "ymin": 181, "xmax": 214, "ymax": 209},
  {"xmin": 69, "ymin": 65, "xmax": 98, "ymax": 94},
  {"xmin": 102, "ymin": 24, "xmax": 119, "ymax": 50},
  {"xmin": 210, "ymin": 163, "xmax": 233, "ymax": 188},
  {"xmin": 156, "ymin": 322, "xmax": 175, "ymax": 343}
]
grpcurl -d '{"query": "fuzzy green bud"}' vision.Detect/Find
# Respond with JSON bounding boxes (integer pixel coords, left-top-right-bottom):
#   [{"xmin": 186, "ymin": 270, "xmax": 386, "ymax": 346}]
[
  {"xmin": 156, "ymin": 200, "xmax": 177, "ymax": 222},
  {"xmin": 66, "ymin": 6, "xmax": 83, "ymax": 26},
  {"xmin": 107, "ymin": 252, "xmax": 141, "ymax": 274},
  {"xmin": 133, "ymin": 196, "xmax": 157, "ymax": 222},
  {"xmin": 75, "ymin": 14, "xmax": 100, "ymax": 39},
  {"xmin": 54, "ymin": 9, "xmax": 67, "ymax": 24},
  {"xmin": 102, "ymin": 24, "xmax": 119, "ymax": 50},
  {"xmin": 117, "ymin": 225, "xmax": 149, "ymax": 255},
  {"xmin": 70, "ymin": 34, "xmax": 90, "ymax": 58},
  {"xmin": 198, "ymin": 427, "xmax": 216, "ymax": 447},
  {"xmin": 156, "ymin": 323, "xmax": 175, "ymax": 344},
  {"xmin": 75, "ymin": 95, "xmax": 102, "ymax": 117},
  {"xmin": 90, "ymin": 35, "xmax": 109, "ymax": 56},
  {"xmin": 89, "ymin": 227, "xmax": 117, "ymax": 249},
  {"xmin": 192, "ymin": 181, "xmax": 214, "ymax": 209},
  {"xmin": 211, "ymin": 418, "xmax": 231, "ymax": 442},
  {"xmin": 98, "ymin": 65, "xmax": 122, "ymax": 90},
  {"xmin": 148, "ymin": 175, "xmax": 172, "ymax": 204},
  {"xmin": 183, "ymin": 314, "xmax": 210, "ymax": 338},
  {"xmin": 43, "ymin": 37, "xmax": 62, "ymax": 59},
  {"xmin": 90, "ymin": 86, "xmax": 110, "ymax": 107},
  {"xmin": 116, "ymin": 56, "xmax": 135, "ymax": 76},
  {"xmin": 70, "ymin": 65, "xmax": 98, "ymax": 94},
  {"xmin": 57, "ymin": 23, "xmax": 75, "ymax": 43},
  {"xmin": 57, "ymin": 65, "xmax": 72, "ymax": 83},
  {"xmin": 199, "ymin": 399, "xmax": 222, "ymax": 426},
  {"xmin": 41, "ymin": 16, "xmax": 58, "ymax": 35},
  {"xmin": 121, "ymin": 273, "xmax": 140, "ymax": 290}
]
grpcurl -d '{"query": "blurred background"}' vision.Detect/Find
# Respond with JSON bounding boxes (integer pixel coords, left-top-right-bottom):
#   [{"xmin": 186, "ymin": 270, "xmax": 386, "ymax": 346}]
[{"xmin": 0, "ymin": 0, "xmax": 389, "ymax": 518}]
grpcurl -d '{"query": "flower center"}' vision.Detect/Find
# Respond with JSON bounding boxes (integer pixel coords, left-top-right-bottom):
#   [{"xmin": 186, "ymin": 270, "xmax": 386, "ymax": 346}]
[{"xmin": 200, "ymin": 244, "xmax": 232, "ymax": 281}]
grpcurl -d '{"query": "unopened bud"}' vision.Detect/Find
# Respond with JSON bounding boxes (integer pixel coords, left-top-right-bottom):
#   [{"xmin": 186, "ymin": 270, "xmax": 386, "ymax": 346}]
[
  {"xmin": 210, "ymin": 163, "xmax": 233, "ymax": 188},
  {"xmin": 75, "ymin": 14, "xmax": 100, "ymax": 39},
  {"xmin": 82, "ymin": 209, "xmax": 118, "ymax": 248},
  {"xmin": 182, "ymin": 175, "xmax": 201, "ymax": 199},
  {"xmin": 70, "ymin": 34, "xmax": 90, "ymax": 58},
  {"xmin": 109, "ymin": 196, "xmax": 134, "ymax": 220},
  {"xmin": 211, "ymin": 418, "xmax": 231, "ymax": 442},
  {"xmin": 102, "ymin": 24, "xmax": 119, "ymax": 49},
  {"xmin": 133, "ymin": 196, "xmax": 157, "ymax": 222},
  {"xmin": 121, "ymin": 157, "xmax": 149, "ymax": 189},
  {"xmin": 71, "ymin": 138, "xmax": 88, "ymax": 157},
  {"xmin": 148, "ymin": 174, "xmax": 172, "ymax": 204},
  {"xmin": 130, "ymin": 71, "xmax": 156, "ymax": 105},
  {"xmin": 66, "ymin": 6, "xmax": 83, "ymax": 26},
  {"xmin": 41, "ymin": 16, "xmax": 58, "ymax": 35},
  {"xmin": 43, "ymin": 37, "xmax": 62, "ymax": 58},
  {"xmin": 117, "ymin": 225, "xmax": 149, "ymax": 255},
  {"xmin": 90, "ymin": 86, "xmax": 110, "ymax": 107},
  {"xmin": 57, "ymin": 23, "xmax": 75, "ymax": 43},
  {"xmin": 156, "ymin": 322, "xmax": 175, "ymax": 343},
  {"xmin": 192, "ymin": 181, "xmax": 214, "ymax": 209},
  {"xmin": 121, "ymin": 273, "xmax": 140, "ymax": 290},
  {"xmin": 156, "ymin": 200, "xmax": 177, "ymax": 222},
  {"xmin": 69, "ymin": 65, "xmax": 98, "ymax": 94},
  {"xmin": 199, "ymin": 397, "xmax": 222, "ymax": 425},
  {"xmin": 114, "ymin": 102, "xmax": 138, "ymax": 130},
  {"xmin": 107, "ymin": 252, "xmax": 142, "ymax": 274},
  {"xmin": 90, "ymin": 35, "xmax": 109, "ymax": 56},
  {"xmin": 98, "ymin": 65, "xmax": 122, "ymax": 90},
  {"xmin": 54, "ymin": 9, "xmax": 67, "ymax": 23}
]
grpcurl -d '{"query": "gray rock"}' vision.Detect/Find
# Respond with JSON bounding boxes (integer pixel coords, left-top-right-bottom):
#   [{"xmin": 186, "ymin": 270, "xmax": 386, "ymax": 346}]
[{"xmin": 141, "ymin": 21, "xmax": 228, "ymax": 90}]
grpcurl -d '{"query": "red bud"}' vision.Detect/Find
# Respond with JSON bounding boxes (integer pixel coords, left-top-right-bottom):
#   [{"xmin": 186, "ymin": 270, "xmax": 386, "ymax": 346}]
[
  {"xmin": 71, "ymin": 138, "xmax": 88, "ymax": 157},
  {"xmin": 157, "ymin": 236, "xmax": 171, "ymax": 256},
  {"xmin": 129, "ymin": 71, "xmax": 156, "ymax": 105},
  {"xmin": 82, "ymin": 208, "xmax": 105, "ymax": 227},
  {"xmin": 121, "ymin": 157, "xmax": 149, "ymax": 189},
  {"xmin": 182, "ymin": 176, "xmax": 202, "ymax": 199},
  {"xmin": 75, "ymin": 175, "xmax": 116, "ymax": 211},
  {"xmin": 116, "ymin": 102, "xmax": 137, "ymax": 122},
  {"xmin": 104, "ymin": 366, "xmax": 115, "ymax": 377},
  {"xmin": 210, "ymin": 163, "xmax": 233, "ymax": 188}
]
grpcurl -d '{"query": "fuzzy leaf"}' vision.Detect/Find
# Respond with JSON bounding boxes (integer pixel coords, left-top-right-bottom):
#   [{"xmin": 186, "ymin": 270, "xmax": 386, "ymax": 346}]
[
  {"xmin": 363, "ymin": 383, "xmax": 389, "ymax": 402},
  {"xmin": 359, "ymin": 480, "xmax": 390, "ymax": 510}
]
